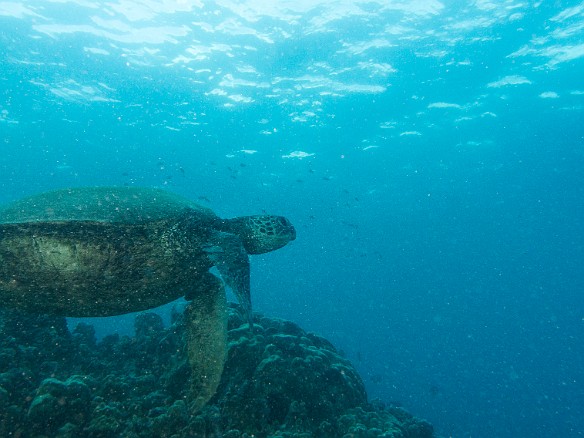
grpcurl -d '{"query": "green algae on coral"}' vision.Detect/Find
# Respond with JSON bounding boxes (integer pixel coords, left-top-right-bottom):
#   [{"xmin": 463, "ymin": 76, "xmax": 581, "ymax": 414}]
[{"xmin": 0, "ymin": 305, "xmax": 433, "ymax": 437}]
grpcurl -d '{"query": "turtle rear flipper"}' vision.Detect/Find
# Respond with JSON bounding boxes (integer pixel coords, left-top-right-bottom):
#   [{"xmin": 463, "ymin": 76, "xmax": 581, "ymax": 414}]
[
  {"xmin": 204, "ymin": 231, "xmax": 252, "ymax": 327},
  {"xmin": 185, "ymin": 273, "xmax": 227, "ymax": 412}
]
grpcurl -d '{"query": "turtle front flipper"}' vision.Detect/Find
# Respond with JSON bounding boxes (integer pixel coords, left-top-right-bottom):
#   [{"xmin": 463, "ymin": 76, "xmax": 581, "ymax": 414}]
[
  {"xmin": 204, "ymin": 231, "xmax": 253, "ymax": 328},
  {"xmin": 184, "ymin": 273, "xmax": 227, "ymax": 412}
]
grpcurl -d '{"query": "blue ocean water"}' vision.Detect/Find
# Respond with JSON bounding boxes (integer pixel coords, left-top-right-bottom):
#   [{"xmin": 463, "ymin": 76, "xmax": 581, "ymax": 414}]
[{"xmin": 1, "ymin": 1, "xmax": 583, "ymax": 436}]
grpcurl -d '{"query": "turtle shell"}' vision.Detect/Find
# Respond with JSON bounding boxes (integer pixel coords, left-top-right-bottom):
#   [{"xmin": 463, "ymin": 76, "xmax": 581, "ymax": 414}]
[{"xmin": 0, "ymin": 187, "xmax": 217, "ymax": 224}]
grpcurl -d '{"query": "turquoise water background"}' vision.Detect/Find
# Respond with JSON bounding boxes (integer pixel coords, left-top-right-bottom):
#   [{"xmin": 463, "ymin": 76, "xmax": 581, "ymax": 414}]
[{"xmin": 2, "ymin": 1, "xmax": 584, "ymax": 436}]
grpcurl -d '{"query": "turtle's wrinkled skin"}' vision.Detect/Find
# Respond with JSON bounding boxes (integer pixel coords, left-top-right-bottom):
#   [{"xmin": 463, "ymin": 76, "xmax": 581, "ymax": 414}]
[{"xmin": 0, "ymin": 187, "xmax": 296, "ymax": 411}]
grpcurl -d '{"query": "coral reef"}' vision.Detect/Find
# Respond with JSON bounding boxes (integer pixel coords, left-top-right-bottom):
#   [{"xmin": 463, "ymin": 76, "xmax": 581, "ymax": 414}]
[{"xmin": 0, "ymin": 304, "xmax": 433, "ymax": 437}]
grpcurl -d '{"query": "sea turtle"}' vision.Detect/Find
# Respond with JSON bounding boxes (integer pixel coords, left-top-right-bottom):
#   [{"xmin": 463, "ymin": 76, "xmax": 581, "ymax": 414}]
[{"xmin": 0, "ymin": 187, "xmax": 296, "ymax": 410}]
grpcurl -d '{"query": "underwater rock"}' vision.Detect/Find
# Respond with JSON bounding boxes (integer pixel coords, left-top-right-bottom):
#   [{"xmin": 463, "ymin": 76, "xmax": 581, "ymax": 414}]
[
  {"xmin": 214, "ymin": 311, "xmax": 368, "ymax": 434},
  {"xmin": 27, "ymin": 376, "xmax": 91, "ymax": 433},
  {"xmin": 0, "ymin": 308, "xmax": 74, "ymax": 376},
  {"xmin": 72, "ymin": 322, "xmax": 97, "ymax": 348},
  {"xmin": 0, "ymin": 305, "xmax": 434, "ymax": 437},
  {"xmin": 134, "ymin": 312, "xmax": 165, "ymax": 338}
]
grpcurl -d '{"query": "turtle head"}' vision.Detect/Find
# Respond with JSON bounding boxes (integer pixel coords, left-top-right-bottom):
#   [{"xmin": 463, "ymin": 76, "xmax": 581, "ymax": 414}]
[{"xmin": 223, "ymin": 215, "xmax": 296, "ymax": 254}]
